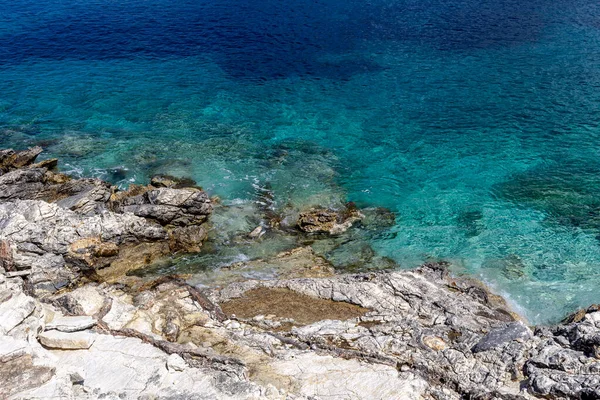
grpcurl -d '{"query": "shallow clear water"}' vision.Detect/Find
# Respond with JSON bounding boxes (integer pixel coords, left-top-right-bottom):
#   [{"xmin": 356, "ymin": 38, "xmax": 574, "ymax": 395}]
[{"xmin": 3, "ymin": 0, "xmax": 600, "ymax": 323}]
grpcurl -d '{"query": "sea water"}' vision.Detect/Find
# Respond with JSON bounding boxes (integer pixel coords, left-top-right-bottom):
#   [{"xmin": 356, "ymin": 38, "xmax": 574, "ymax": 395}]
[{"xmin": 2, "ymin": 0, "xmax": 600, "ymax": 323}]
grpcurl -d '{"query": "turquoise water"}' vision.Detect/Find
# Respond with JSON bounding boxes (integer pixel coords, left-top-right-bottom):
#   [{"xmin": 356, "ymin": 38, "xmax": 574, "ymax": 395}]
[{"xmin": 3, "ymin": 0, "xmax": 600, "ymax": 323}]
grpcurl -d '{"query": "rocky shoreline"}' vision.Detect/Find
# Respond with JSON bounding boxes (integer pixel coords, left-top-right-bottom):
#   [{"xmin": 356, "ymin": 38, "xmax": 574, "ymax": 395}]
[{"xmin": 1, "ymin": 147, "xmax": 599, "ymax": 399}]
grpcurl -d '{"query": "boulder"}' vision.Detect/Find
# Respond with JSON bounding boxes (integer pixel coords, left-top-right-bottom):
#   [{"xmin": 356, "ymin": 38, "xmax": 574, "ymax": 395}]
[
  {"xmin": 54, "ymin": 181, "xmax": 112, "ymax": 214},
  {"xmin": 29, "ymin": 158, "xmax": 58, "ymax": 170}
]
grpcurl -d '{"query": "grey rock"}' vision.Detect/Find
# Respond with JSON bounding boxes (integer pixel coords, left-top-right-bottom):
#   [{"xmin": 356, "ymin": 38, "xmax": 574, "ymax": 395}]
[
  {"xmin": 54, "ymin": 180, "xmax": 112, "ymax": 215},
  {"xmin": 0, "ymin": 336, "xmax": 30, "ymax": 362},
  {"xmin": 0, "ymin": 352, "xmax": 55, "ymax": 399},
  {"xmin": 0, "ymin": 168, "xmax": 46, "ymax": 201},
  {"xmin": 118, "ymin": 187, "xmax": 212, "ymax": 226},
  {"xmin": 472, "ymin": 321, "xmax": 532, "ymax": 353},
  {"xmin": 166, "ymin": 353, "xmax": 187, "ymax": 372},
  {"xmin": 0, "ymin": 200, "xmax": 168, "ymax": 295}
]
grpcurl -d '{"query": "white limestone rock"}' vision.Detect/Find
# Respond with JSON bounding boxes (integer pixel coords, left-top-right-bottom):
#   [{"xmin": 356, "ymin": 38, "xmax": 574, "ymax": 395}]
[
  {"xmin": 102, "ymin": 295, "xmax": 137, "ymax": 330},
  {"xmin": 0, "ymin": 336, "xmax": 30, "ymax": 362},
  {"xmin": 0, "ymin": 291, "xmax": 37, "ymax": 335},
  {"xmin": 46, "ymin": 315, "xmax": 96, "ymax": 332},
  {"xmin": 166, "ymin": 353, "xmax": 187, "ymax": 372},
  {"xmin": 270, "ymin": 353, "xmax": 429, "ymax": 400},
  {"xmin": 38, "ymin": 330, "xmax": 96, "ymax": 350}
]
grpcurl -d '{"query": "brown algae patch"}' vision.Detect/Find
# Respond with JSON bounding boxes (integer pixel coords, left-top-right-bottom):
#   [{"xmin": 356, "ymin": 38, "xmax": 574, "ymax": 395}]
[{"xmin": 220, "ymin": 287, "xmax": 370, "ymax": 328}]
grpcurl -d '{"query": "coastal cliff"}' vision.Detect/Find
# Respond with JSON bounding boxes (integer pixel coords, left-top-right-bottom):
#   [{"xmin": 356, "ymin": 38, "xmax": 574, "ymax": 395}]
[{"xmin": 1, "ymin": 148, "xmax": 599, "ymax": 399}]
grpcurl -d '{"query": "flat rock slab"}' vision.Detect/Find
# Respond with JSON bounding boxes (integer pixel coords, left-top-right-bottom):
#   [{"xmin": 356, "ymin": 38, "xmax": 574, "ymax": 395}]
[
  {"xmin": 46, "ymin": 316, "xmax": 96, "ymax": 332},
  {"xmin": 38, "ymin": 330, "xmax": 96, "ymax": 349},
  {"xmin": 0, "ymin": 336, "xmax": 30, "ymax": 362},
  {"xmin": 270, "ymin": 353, "xmax": 428, "ymax": 400},
  {"xmin": 472, "ymin": 321, "xmax": 532, "ymax": 353},
  {"xmin": 46, "ymin": 334, "xmax": 229, "ymax": 398}
]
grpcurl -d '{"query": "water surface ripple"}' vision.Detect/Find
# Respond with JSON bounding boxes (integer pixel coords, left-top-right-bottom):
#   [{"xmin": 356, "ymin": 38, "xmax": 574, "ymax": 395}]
[{"xmin": 2, "ymin": 0, "xmax": 600, "ymax": 323}]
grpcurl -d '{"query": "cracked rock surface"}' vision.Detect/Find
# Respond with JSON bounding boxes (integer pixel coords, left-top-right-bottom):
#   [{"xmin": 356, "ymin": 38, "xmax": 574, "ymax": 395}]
[
  {"xmin": 0, "ymin": 147, "xmax": 212, "ymax": 296},
  {"xmin": 1, "ymin": 147, "xmax": 600, "ymax": 400}
]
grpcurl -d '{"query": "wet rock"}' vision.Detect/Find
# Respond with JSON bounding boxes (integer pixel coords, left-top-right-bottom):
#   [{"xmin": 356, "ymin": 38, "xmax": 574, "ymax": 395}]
[
  {"xmin": 248, "ymin": 225, "xmax": 265, "ymax": 239},
  {"xmin": 109, "ymin": 183, "xmax": 152, "ymax": 204},
  {"xmin": 169, "ymin": 224, "xmax": 208, "ymax": 253},
  {"xmin": 472, "ymin": 321, "xmax": 532, "ymax": 353},
  {"xmin": 95, "ymin": 241, "xmax": 171, "ymax": 282},
  {"xmin": 359, "ymin": 207, "xmax": 396, "ymax": 229},
  {"xmin": 220, "ymin": 286, "xmax": 370, "ymax": 330},
  {"xmin": 4, "ymin": 146, "xmax": 600, "ymax": 399},
  {"xmin": 38, "ymin": 330, "xmax": 97, "ymax": 349},
  {"xmin": 150, "ymin": 174, "xmax": 198, "ymax": 189},
  {"xmin": 297, "ymin": 206, "xmax": 363, "ymax": 235},
  {"xmin": 190, "ymin": 247, "xmax": 336, "ymax": 288}
]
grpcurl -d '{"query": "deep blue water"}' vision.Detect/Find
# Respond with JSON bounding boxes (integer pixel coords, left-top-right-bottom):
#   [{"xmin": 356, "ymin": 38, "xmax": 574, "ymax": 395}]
[{"xmin": 3, "ymin": 0, "xmax": 600, "ymax": 323}]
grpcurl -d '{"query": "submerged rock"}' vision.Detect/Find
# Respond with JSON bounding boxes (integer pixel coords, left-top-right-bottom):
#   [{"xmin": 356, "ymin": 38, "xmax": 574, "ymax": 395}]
[
  {"xmin": 297, "ymin": 205, "xmax": 363, "ymax": 235},
  {"xmin": 150, "ymin": 174, "xmax": 199, "ymax": 189}
]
